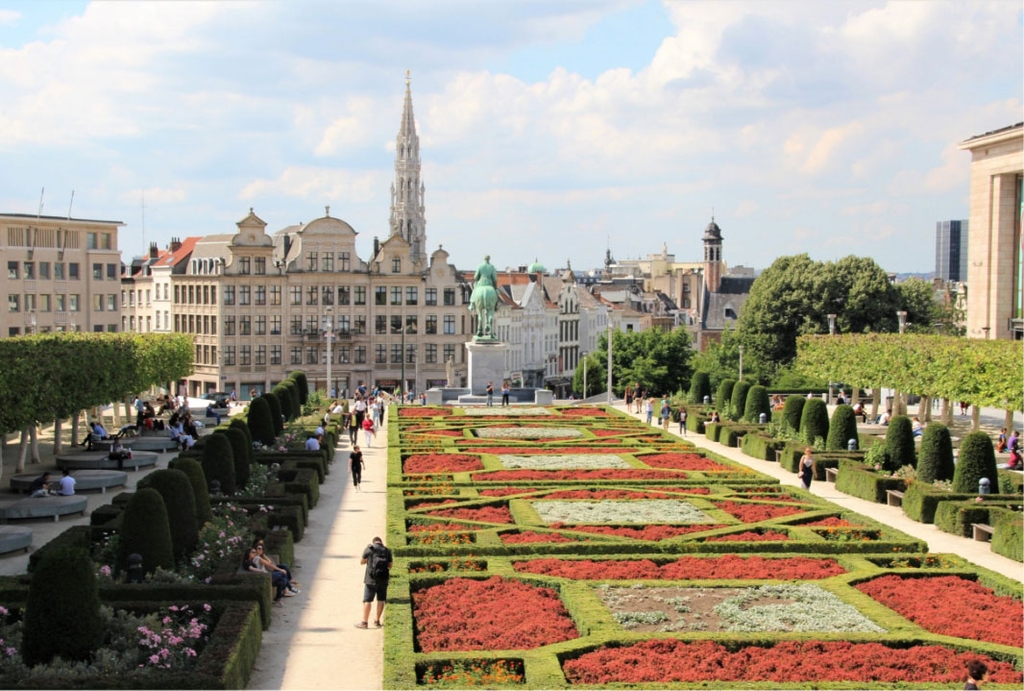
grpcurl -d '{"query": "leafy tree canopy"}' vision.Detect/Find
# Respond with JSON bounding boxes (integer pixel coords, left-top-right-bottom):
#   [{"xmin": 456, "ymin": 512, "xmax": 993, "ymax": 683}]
[{"xmin": 588, "ymin": 326, "xmax": 694, "ymax": 397}]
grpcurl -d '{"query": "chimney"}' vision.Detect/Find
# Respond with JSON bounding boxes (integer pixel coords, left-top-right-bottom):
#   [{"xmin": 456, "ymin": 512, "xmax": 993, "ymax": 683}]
[
  {"xmin": 373, "ymin": 236, "xmax": 380, "ymax": 259},
  {"xmin": 170, "ymin": 237, "xmax": 182, "ymax": 252},
  {"xmin": 149, "ymin": 242, "xmax": 159, "ymax": 259}
]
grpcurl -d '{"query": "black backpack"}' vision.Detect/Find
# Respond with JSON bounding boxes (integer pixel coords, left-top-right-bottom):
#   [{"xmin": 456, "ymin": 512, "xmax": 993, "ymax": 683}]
[{"xmin": 369, "ymin": 545, "xmax": 389, "ymax": 579}]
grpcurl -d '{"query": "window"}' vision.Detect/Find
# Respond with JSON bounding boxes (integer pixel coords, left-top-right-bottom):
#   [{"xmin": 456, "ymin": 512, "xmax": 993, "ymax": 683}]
[
  {"xmin": 270, "ymin": 345, "xmax": 282, "ymax": 365},
  {"xmin": 306, "ymin": 251, "xmax": 318, "ymax": 272},
  {"xmin": 338, "ymin": 345, "xmax": 350, "ymax": 363},
  {"xmin": 406, "ymin": 287, "xmax": 418, "ymax": 305},
  {"xmin": 93, "ymin": 294, "xmax": 104, "ymax": 311},
  {"xmin": 101, "ymin": 233, "xmax": 112, "ymax": 249},
  {"xmin": 8, "ymin": 327, "xmax": 19, "ymax": 337},
  {"xmin": 306, "ymin": 286, "xmax": 318, "ymax": 305},
  {"xmin": 306, "ymin": 346, "xmax": 318, "ymax": 364},
  {"xmin": 69, "ymin": 263, "xmax": 79, "ymax": 280},
  {"xmin": 443, "ymin": 315, "xmax": 455, "ymax": 334},
  {"xmin": 426, "ymin": 344, "xmax": 437, "ymax": 363},
  {"xmin": 211, "ymin": 316, "xmax": 217, "ymax": 333},
  {"xmin": 354, "ymin": 346, "xmax": 366, "ymax": 363},
  {"xmin": 375, "ymin": 287, "xmax": 387, "ymax": 306},
  {"xmin": 86, "ymin": 232, "xmax": 97, "ymax": 249},
  {"xmin": 255, "ymin": 316, "xmax": 266, "ymax": 335},
  {"xmin": 254, "ymin": 257, "xmax": 266, "ymax": 275},
  {"xmin": 188, "ymin": 286, "xmax": 194, "ymax": 304},
  {"xmin": 340, "ymin": 252, "xmax": 350, "ymax": 271},
  {"xmin": 338, "ymin": 286, "xmax": 350, "ymax": 305},
  {"xmin": 55, "ymin": 294, "xmax": 65, "ymax": 311},
  {"xmin": 7, "ymin": 261, "xmax": 18, "ymax": 279},
  {"xmin": 375, "ymin": 315, "xmax": 387, "ymax": 334},
  {"xmin": 54, "ymin": 263, "xmax": 64, "ymax": 280},
  {"xmin": 375, "ymin": 344, "xmax": 386, "ymax": 363},
  {"xmin": 23, "ymin": 262, "xmax": 34, "ymax": 279},
  {"xmin": 188, "ymin": 315, "xmax": 195, "ymax": 333},
  {"xmin": 290, "ymin": 346, "xmax": 302, "ymax": 365},
  {"xmin": 223, "ymin": 286, "xmax": 235, "ymax": 305},
  {"xmin": 353, "ymin": 315, "xmax": 366, "ymax": 335},
  {"xmin": 93, "ymin": 263, "xmax": 103, "ymax": 280},
  {"xmin": 443, "ymin": 344, "xmax": 456, "ymax": 364},
  {"xmin": 290, "ymin": 316, "xmax": 302, "ymax": 335},
  {"xmin": 239, "ymin": 285, "xmax": 251, "ymax": 305},
  {"xmin": 106, "ymin": 264, "xmax": 117, "ymax": 280},
  {"xmin": 426, "ymin": 315, "xmax": 437, "ymax": 334},
  {"xmin": 322, "ymin": 286, "xmax": 334, "ymax": 305},
  {"xmin": 148, "ymin": 288, "xmax": 153, "ymax": 304},
  {"xmin": 338, "ymin": 315, "xmax": 350, "ymax": 333},
  {"xmin": 390, "ymin": 344, "xmax": 402, "ymax": 363},
  {"xmin": 255, "ymin": 345, "xmax": 266, "ymax": 366},
  {"xmin": 270, "ymin": 285, "xmax": 281, "ymax": 305},
  {"xmin": 38, "ymin": 262, "xmax": 49, "ymax": 279},
  {"xmin": 106, "ymin": 295, "xmax": 116, "ymax": 311},
  {"xmin": 390, "ymin": 315, "xmax": 402, "ymax": 332},
  {"xmin": 406, "ymin": 315, "xmax": 418, "ymax": 332},
  {"xmin": 322, "ymin": 253, "xmax": 333, "ymax": 272},
  {"xmin": 443, "ymin": 288, "xmax": 455, "ymax": 306},
  {"xmin": 211, "ymin": 285, "xmax": 216, "ymax": 304},
  {"xmin": 271, "ymin": 315, "xmax": 281, "ymax": 335},
  {"xmin": 390, "ymin": 286, "xmax": 402, "ymax": 305},
  {"xmin": 306, "ymin": 316, "xmax": 318, "ymax": 333},
  {"xmin": 69, "ymin": 294, "xmax": 79, "ymax": 311},
  {"xmin": 392, "ymin": 257, "xmax": 401, "ymax": 273},
  {"xmin": 240, "ymin": 345, "xmax": 251, "ymax": 366},
  {"xmin": 354, "ymin": 286, "xmax": 366, "ymax": 305},
  {"xmin": 7, "ymin": 294, "xmax": 19, "ymax": 312},
  {"xmin": 254, "ymin": 286, "xmax": 266, "ymax": 305},
  {"xmin": 223, "ymin": 346, "xmax": 235, "ymax": 366},
  {"xmin": 290, "ymin": 286, "xmax": 302, "ymax": 305},
  {"xmin": 240, "ymin": 316, "xmax": 251, "ymax": 335},
  {"xmin": 425, "ymin": 287, "xmax": 437, "ymax": 305}
]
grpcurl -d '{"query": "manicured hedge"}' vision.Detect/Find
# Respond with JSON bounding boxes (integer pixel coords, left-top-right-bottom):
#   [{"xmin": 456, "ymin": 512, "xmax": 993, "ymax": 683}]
[
  {"xmin": 900, "ymin": 482, "xmax": 1022, "ymax": 524},
  {"xmin": 834, "ymin": 459, "xmax": 904, "ymax": 504},
  {"xmin": 933, "ymin": 499, "xmax": 1023, "ymax": 538},
  {"xmin": 740, "ymin": 433, "xmax": 785, "ymax": 462},
  {"xmin": 991, "ymin": 507, "xmax": 1024, "ymax": 562}
]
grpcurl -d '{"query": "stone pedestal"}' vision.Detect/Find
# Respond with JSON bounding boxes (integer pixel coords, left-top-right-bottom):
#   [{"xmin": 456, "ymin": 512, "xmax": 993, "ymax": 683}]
[
  {"xmin": 466, "ymin": 340, "xmax": 507, "ymax": 396},
  {"xmin": 425, "ymin": 389, "xmax": 444, "ymax": 405},
  {"xmin": 534, "ymin": 389, "xmax": 554, "ymax": 406}
]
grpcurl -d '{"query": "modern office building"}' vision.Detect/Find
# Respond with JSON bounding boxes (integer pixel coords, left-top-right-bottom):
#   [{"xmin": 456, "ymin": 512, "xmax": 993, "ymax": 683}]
[{"xmin": 935, "ymin": 219, "xmax": 969, "ymax": 282}]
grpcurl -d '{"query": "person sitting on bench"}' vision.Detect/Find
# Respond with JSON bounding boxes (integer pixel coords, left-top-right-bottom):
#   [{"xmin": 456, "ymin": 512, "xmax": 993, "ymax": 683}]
[
  {"xmin": 108, "ymin": 439, "xmax": 131, "ymax": 470},
  {"xmin": 28, "ymin": 472, "xmax": 52, "ymax": 498}
]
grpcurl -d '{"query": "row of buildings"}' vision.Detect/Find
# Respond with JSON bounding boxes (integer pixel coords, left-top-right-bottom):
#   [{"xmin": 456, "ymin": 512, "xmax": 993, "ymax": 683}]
[{"xmin": 2, "ymin": 79, "xmax": 1020, "ymax": 397}]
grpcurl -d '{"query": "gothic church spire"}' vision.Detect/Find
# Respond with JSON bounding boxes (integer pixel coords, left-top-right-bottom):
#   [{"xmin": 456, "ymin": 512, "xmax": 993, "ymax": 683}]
[{"xmin": 389, "ymin": 70, "xmax": 426, "ymax": 261}]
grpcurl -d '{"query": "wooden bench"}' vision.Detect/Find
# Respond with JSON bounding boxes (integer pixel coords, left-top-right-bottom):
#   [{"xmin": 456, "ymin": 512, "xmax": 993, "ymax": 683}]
[
  {"xmin": 886, "ymin": 489, "xmax": 905, "ymax": 507},
  {"xmin": 971, "ymin": 523, "xmax": 994, "ymax": 542},
  {"xmin": 825, "ymin": 468, "xmax": 838, "ymax": 483}
]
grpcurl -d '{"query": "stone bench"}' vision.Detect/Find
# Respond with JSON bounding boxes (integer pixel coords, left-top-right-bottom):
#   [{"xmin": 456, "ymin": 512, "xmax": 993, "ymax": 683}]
[
  {"xmin": 0, "ymin": 495, "xmax": 88, "ymax": 523},
  {"xmin": 971, "ymin": 523, "xmax": 994, "ymax": 542},
  {"xmin": 825, "ymin": 467, "xmax": 838, "ymax": 483},
  {"xmin": 125, "ymin": 437, "xmax": 180, "ymax": 453},
  {"xmin": 56, "ymin": 451, "xmax": 158, "ymax": 472},
  {"xmin": 885, "ymin": 489, "xmax": 905, "ymax": 507},
  {"xmin": 0, "ymin": 525, "xmax": 32, "ymax": 554},
  {"xmin": 9, "ymin": 470, "xmax": 127, "ymax": 495}
]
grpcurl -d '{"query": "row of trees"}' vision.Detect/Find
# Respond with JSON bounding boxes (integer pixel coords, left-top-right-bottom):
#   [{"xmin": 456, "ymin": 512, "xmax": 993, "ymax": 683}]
[{"xmin": 573, "ymin": 326, "xmax": 693, "ymax": 399}]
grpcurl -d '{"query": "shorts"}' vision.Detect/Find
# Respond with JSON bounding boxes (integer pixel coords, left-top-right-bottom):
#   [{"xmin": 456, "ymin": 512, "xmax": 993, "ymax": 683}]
[{"xmin": 363, "ymin": 578, "xmax": 389, "ymax": 603}]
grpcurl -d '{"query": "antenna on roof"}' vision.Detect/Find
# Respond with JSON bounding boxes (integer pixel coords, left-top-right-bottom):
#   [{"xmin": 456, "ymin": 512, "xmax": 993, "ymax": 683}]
[
  {"xmin": 67, "ymin": 190, "xmax": 74, "ymax": 219},
  {"xmin": 141, "ymin": 192, "xmax": 146, "ymax": 254},
  {"xmin": 38, "ymin": 187, "xmax": 44, "ymax": 219}
]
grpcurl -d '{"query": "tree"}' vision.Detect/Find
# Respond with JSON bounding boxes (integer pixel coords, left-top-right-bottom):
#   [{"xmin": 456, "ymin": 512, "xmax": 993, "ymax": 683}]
[
  {"xmin": 689, "ymin": 326, "xmax": 763, "ymax": 387},
  {"xmin": 885, "ymin": 416, "xmax": 916, "ymax": 471},
  {"xmin": 826, "ymin": 405, "xmax": 859, "ymax": 451},
  {"xmin": 263, "ymin": 391, "xmax": 284, "ymax": 435},
  {"xmin": 602, "ymin": 326, "xmax": 694, "ymax": 397},
  {"xmin": 716, "ymin": 379, "xmax": 736, "ymax": 411},
  {"xmin": 799, "ymin": 398, "xmax": 829, "ymax": 446},
  {"xmin": 117, "ymin": 488, "xmax": 175, "ymax": 576},
  {"xmin": 168, "ymin": 456, "xmax": 212, "ymax": 524},
  {"xmin": 572, "ymin": 352, "xmax": 605, "ymax": 397},
  {"xmin": 247, "ymin": 396, "xmax": 276, "ymax": 446},
  {"xmin": 782, "ymin": 396, "xmax": 805, "ymax": 433},
  {"xmin": 953, "ymin": 431, "xmax": 1000, "ymax": 494},
  {"xmin": 137, "ymin": 469, "xmax": 198, "ymax": 565},
  {"xmin": 743, "ymin": 385, "xmax": 771, "ymax": 423},
  {"xmin": 202, "ymin": 432, "xmax": 237, "ymax": 495},
  {"xmin": 218, "ymin": 427, "xmax": 251, "ymax": 490},
  {"xmin": 917, "ymin": 423, "xmax": 955, "ymax": 484},
  {"xmin": 689, "ymin": 372, "xmax": 711, "ymax": 405},
  {"xmin": 729, "ymin": 381, "xmax": 752, "ymax": 421}
]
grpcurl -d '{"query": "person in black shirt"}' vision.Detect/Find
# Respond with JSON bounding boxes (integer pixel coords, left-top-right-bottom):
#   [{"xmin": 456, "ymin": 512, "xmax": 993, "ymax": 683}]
[
  {"xmin": 349, "ymin": 445, "xmax": 364, "ymax": 491},
  {"xmin": 357, "ymin": 537, "xmax": 392, "ymax": 628}
]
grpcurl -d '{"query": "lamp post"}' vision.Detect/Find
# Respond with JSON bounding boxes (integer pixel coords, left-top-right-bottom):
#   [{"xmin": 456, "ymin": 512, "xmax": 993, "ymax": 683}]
[
  {"xmin": 895, "ymin": 310, "xmax": 907, "ymax": 414},
  {"xmin": 323, "ymin": 306, "xmax": 333, "ymax": 396},
  {"xmin": 582, "ymin": 352, "xmax": 588, "ymax": 400},
  {"xmin": 606, "ymin": 320, "xmax": 613, "ymax": 404},
  {"xmin": 738, "ymin": 345, "xmax": 744, "ymax": 381},
  {"xmin": 827, "ymin": 314, "xmax": 836, "ymax": 404},
  {"xmin": 896, "ymin": 310, "xmax": 907, "ymax": 335}
]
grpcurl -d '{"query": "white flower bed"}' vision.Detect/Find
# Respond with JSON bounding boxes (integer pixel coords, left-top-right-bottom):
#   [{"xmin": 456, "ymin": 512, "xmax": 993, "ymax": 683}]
[
  {"xmin": 461, "ymin": 407, "xmax": 551, "ymax": 416},
  {"xmin": 714, "ymin": 584, "xmax": 885, "ymax": 633},
  {"xmin": 498, "ymin": 454, "xmax": 631, "ymax": 470},
  {"xmin": 475, "ymin": 427, "xmax": 582, "ymax": 439},
  {"xmin": 532, "ymin": 499, "xmax": 715, "ymax": 524}
]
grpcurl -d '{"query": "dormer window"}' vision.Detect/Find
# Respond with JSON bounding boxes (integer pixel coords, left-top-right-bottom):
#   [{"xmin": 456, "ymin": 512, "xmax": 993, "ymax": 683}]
[
  {"xmin": 725, "ymin": 307, "xmax": 737, "ymax": 319},
  {"xmin": 392, "ymin": 257, "xmax": 401, "ymax": 273},
  {"xmin": 239, "ymin": 257, "xmax": 251, "ymax": 275}
]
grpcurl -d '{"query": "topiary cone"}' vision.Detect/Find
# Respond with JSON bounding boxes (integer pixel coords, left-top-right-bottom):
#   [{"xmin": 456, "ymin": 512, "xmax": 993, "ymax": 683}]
[
  {"xmin": 117, "ymin": 487, "xmax": 175, "ymax": 576},
  {"xmin": 885, "ymin": 415, "xmax": 916, "ymax": 471},
  {"xmin": 953, "ymin": 431, "xmax": 1000, "ymax": 494},
  {"xmin": 137, "ymin": 468, "xmax": 198, "ymax": 565},
  {"xmin": 826, "ymin": 404, "xmax": 859, "ymax": 451},
  {"xmin": 918, "ymin": 422, "xmax": 955, "ymax": 484}
]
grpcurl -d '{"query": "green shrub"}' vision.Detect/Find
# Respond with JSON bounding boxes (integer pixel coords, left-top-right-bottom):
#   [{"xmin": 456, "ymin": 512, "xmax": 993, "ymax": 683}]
[
  {"xmin": 782, "ymin": 395, "xmax": 805, "ymax": 433},
  {"xmin": 834, "ymin": 458, "xmax": 904, "ymax": 504},
  {"xmin": 826, "ymin": 404, "xmax": 859, "ymax": 451},
  {"xmin": 716, "ymin": 379, "xmax": 735, "ymax": 412},
  {"xmin": 743, "ymin": 385, "xmax": 770, "ymax": 423},
  {"xmin": 799, "ymin": 398, "xmax": 829, "ymax": 445},
  {"xmin": 290, "ymin": 371, "xmax": 309, "ymax": 404},
  {"xmin": 218, "ymin": 427, "xmax": 252, "ymax": 490},
  {"xmin": 280, "ymin": 380, "xmax": 301, "ymax": 420},
  {"xmin": 271, "ymin": 384, "xmax": 294, "ymax": 421},
  {"xmin": 263, "ymin": 391, "xmax": 284, "ymax": 435},
  {"xmin": 991, "ymin": 507, "xmax": 1023, "ymax": 562},
  {"xmin": 230, "ymin": 417, "xmax": 254, "ymax": 461},
  {"xmin": 168, "ymin": 456, "xmax": 213, "ymax": 525},
  {"xmin": 953, "ymin": 431, "xmax": 1000, "ymax": 494},
  {"xmin": 137, "ymin": 468, "xmax": 198, "ymax": 564},
  {"xmin": 884, "ymin": 416, "xmax": 916, "ymax": 471},
  {"xmin": 741, "ymin": 432, "xmax": 785, "ymax": 461},
  {"xmin": 21, "ymin": 546, "xmax": 104, "ymax": 666},
  {"xmin": 917, "ymin": 422, "xmax": 955, "ymax": 484},
  {"xmin": 247, "ymin": 396, "xmax": 276, "ymax": 446},
  {"xmin": 729, "ymin": 381, "xmax": 751, "ymax": 422},
  {"xmin": 202, "ymin": 432, "xmax": 237, "ymax": 495},
  {"xmin": 117, "ymin": 487, "xmax": 175, "ymax": 576},
  {"xmin": 688, "ymin": 371, "xmax": 711, "ymax": 405}
]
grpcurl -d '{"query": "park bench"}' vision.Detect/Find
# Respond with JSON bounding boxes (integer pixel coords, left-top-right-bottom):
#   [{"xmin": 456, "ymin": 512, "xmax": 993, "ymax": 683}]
[
  {"xmin": 0, "ymin": 495, "xmax": 87, "ymax": 523},
  {"xmin": 971, "ymin": 523, "xmax": 994, "ymax": 542},
  {"xmin": 0, "ymin": 525, "xmax": 32, "ymax": 554},
  {"xmin": 885, "ymin": 489, "xmax": 905, "ymax": 507},
  {"xmin": 825, "ymin": 467, "xmax": 838, "ymax": 483},
  {"xmin": 9, "ymin": 469, "xmax": 127, "ymax": 495}
]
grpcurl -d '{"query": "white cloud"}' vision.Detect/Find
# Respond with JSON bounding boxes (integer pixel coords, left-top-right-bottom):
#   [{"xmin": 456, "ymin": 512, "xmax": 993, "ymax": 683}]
[
  {"xmin": 734, "ymin": 200, "xmax": 758, "ymax": 218},
  {"xmin": 118, "ymin": 185, "xmax": 188, "ymax": 206},
  {"xmin": 239, "ymin": 167, "xmax": 383, "ymax": 204},
  {"xmin": 800, "ymin": 122, "xmax": 866, "ymax": 174},
  {"xmin": 0, "ymin": 9, "xmax": 20, "ymax": 26}
]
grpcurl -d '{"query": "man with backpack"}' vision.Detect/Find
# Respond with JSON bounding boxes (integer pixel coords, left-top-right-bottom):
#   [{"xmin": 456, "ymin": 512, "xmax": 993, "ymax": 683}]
[{"xmin": 357, "ymin": 536, "xmax": 392, "ymax": 629}]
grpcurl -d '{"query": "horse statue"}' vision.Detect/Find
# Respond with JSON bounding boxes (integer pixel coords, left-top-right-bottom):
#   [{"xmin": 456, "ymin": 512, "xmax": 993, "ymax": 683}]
[{"xmin": 469, "ymin": 255, "xmax": 498, "ymax": 341}]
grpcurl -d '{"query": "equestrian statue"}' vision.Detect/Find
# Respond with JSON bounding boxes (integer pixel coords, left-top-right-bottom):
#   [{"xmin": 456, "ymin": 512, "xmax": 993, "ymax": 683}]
[{"xmin": 469, "ymin": 255, "xmax": 498, "ymax": 341}]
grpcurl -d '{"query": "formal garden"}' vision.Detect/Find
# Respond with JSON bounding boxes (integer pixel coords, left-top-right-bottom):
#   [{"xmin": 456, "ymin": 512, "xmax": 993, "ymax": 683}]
[{"xmin": 383, "ymin": 405, "xmax": 1023, "ymax": 689}]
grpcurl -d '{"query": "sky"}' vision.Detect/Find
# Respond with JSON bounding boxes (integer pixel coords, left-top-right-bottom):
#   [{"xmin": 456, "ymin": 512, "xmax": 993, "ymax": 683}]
[{"xmin": 0, "ymin": 0, "xmax": 1021, "ymax": 275}]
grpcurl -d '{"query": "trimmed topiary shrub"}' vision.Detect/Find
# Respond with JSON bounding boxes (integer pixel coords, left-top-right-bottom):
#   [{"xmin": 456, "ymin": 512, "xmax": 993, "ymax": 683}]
[
  {"xmin": 230, "ymin": 417, "xmax": 255, "ymax": 463},
  {"xmin": 953, "ymin": 431, "xmax": 1000, "ymax": 494},
  {"xmin": 290, "ymin": 371, "xmax": 309, "ymax": 404},
  {"xmin": 798, "ymin": 398, "xmax": 829, "ymax": 445},
  {"xmin": 826, "ymin": 404, "xmax": 859, "ymax": 451},
  {"xmin": 272, "ymin": 383, "xmax": 294, "ymax": 421},
  {"xmin": 219, "ymin": 427, "xmax": 252, "ymax": 490},
  {"xmin": 202, "ymin": 432, "xmax": 237, "ymax": 495},
  {"xmin": 917, "ymin": 422, "xmax": 955, "ymax": 484},
  {"xmin": 716, "ymin": 379, "xmax": 735, "ymax": 413},
  {"xmin": 688, "ymin": 371, "xmax": 711, "ymax": 405},
  {"xmin": 280, "ymin": 380, "xmax": 301, "ymax": 419},
  {"xmin": 168, "ymin": 456, "xmax": 212, "ymax": 524},
  {"xmin": 885, "ymin": 415, "xmax": 916, "ymax": 471},
  {"xmin": 117, "ymin": 487, "xmax": 175, "ymax": 576},
  {"xmin": 729, "ymin": 381, "xmax": 751, "ymax": 421},
  {"xmin": 137, "ymin": 468, "xmax": 198, "ymax": 564},
  {"xmin": 263, "ymin": 391, "xmax": 284, "ymax": 435},
  {"xmin": 21, "ymin": 546, "xmax": 104, "ymax": 666},
  {"xmin": 247, "ymin": 396, "xmax": 276, "ymax": 446},
  {"xmin": 743, "ymin": 385, "xmax": 770, "ymax": 423},
  {"xmin": 782, "ymin": 395, "xmax": 805, "ymax": 433}
]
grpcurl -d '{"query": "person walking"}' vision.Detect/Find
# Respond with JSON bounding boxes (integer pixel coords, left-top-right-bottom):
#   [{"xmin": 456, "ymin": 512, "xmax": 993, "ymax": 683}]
[
  {"xmin": 362, "ymin": 416, "xmax": 376, "ymax": 447},
  {"xmin": 660, "ymin": 398, "xmax": 671, "ymax": 431},
  {"xmin": 798, "ymin": 447, "xmax": 815, "ymax": 490},
  {"xmin": 485, "ymin": 381, "xmax": 494, "ymax": 407},
  {"xmin": 357, "ymin": 536, "xmax": 393, "ymax": 629},
  {"xmin": 679, "ymin": 407, "xmax": 688, "ymax": 437},
  {"xmin": 350, "ymin": 445, "xmax": 365, "ymax": 491},
  {"xmin": 645, "ymin": 397, "xmax": 654, "ymax": 425}
]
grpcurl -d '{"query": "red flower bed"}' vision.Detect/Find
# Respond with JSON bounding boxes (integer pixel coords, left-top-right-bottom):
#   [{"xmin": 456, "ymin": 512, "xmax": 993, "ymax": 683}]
[
  {"xmin": 542, "ymin": 489, "xmax": 676, "ymax": 500},
  {"xmin": 638, "ymin": 453, "xmax": 729, "ymax": 471},
  {"xmin": 855, "ymin": 575, "xmax": 1024, "ymax": 648},
  {"xmin": 412, "ymin": 576, "xmax": 578, "ymax": 652},
  {"xmin": 644, "ymin": 486, "xmax": 711, "ymax": 495},
  {"xmin": 479, "ymin": 487, "xmax": 539, "ymax": 497},
  {"xmin": 408, "ymin": 522, "xmax": 472, "ymax": 532},
  {"xmin": 803, "ymin": 517, "xmax": 856, "ymax": 527},
  {"xmin": 404, "ymin": 454, "xmax": 484, "ymax": 474},
  {"xmin": 410, "ymin": 428, "xmax": 464, "ymax": 437},
  {"xmin": 459, "ymin": 446, "xmax": 630, "ymax": 454},
  {"xmin": 426, "ymin": 505, "xmax": 513, "ymax": 524},
  {"xmin": 735, "ymin": 492, "xmax": 805, "ymax": 503},
  {"xmin": 560, "ymin": 407, "xmax": 607, "ymax": 416},
  {"xmin": 500, "ymin": 531, "xmax": 580, "ymax": 544},
  {"xmin": 399, "ymin": 407, "xmax": 451, "ymax": 417},
  {"xmin": 473, "ymin": 469, "xmax": 685, "ymax": 482},
  {"xmin": 548, "ymin": 523, "xmax": 725, "ymax": 541},
  {"xmin": 562, "ymin": 639, "xmax": 1022, "ymax": 685},
  {"xmin": 591, "ymin": 428, "xmax": 635, "ymax": 437},
  {"xmin": 714, "ymin": 501, "xmax": 805, "ymax": 522},
  {"xmin": 706, "ymin": 530, "xmax": 789, "ymax": 542},
  {"xmin": 408, "ymin": 500, "xmax": 458, "ymax": 511},
  {"xmin": 514, "ymin": 554, "xmax": 846, "ymax": 580}
]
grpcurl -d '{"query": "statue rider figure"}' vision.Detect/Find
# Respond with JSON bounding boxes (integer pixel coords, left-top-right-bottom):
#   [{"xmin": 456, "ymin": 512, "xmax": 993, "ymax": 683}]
[{"xmin": 469, "ymin": 255, "xmax": 498, "ymax": 341}]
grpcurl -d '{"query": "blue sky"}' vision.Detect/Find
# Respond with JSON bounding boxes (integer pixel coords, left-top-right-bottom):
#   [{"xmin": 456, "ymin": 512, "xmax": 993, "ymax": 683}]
[{"xmin": 0, "ymin": 0, "xmax": 1020, "ymax": 274}]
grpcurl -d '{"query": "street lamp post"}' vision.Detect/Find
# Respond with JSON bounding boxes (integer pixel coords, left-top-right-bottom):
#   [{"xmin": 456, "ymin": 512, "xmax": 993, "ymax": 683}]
[
  {"xmin": 606, "ymin": 321, "xmax": 613, "ymax": 405},
  {"xmin": 895, "ymin": 310, "xmax": 908, "ymax": 414},
  {"xmin": 582, "ymin": 352, "xmax": 587, "ymax": 400},
  {"xmin": 897, "ymin": 310, "xmax": 907, "ymax": 335},
  {"xmin": 827, "ymin": 314, "xmax": 836, "ymax": 404},
  {"xmin": 738, "ymin": 345, "xmax": 744, "ymax": 381},
  {"xmin": 324, "ymin": 306, "xmax": 333, "ymax": 396}
]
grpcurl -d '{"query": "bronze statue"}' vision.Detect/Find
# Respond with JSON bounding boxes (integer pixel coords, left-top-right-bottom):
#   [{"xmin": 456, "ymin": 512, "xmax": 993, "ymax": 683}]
[{"xmin": 469, "ymin": 255, "xmax": 498, "ymax": 341}]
